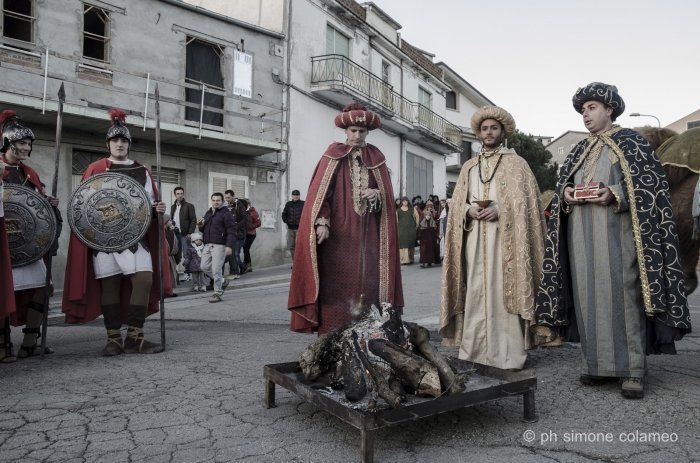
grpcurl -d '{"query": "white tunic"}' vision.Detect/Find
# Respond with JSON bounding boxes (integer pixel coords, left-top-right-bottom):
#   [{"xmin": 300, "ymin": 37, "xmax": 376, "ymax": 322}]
[{"xmin": 92, "ymin": 160, "xmax": 156, "ymax": 279}]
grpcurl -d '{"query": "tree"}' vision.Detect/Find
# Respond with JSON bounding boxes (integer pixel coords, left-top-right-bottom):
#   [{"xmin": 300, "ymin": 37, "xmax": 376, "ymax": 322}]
[{"xmin": 506, "ymin": 130, "xmax": 559, "ymax": 192}]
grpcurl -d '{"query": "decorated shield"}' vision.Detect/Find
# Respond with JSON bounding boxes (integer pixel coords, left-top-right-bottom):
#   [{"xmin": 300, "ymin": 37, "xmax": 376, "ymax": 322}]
[
  {"xmin": 68, "ymin": 172, "xmax": 152, "ymax": 252},
  {"xmin": 3, "ymin": 184, "xmax": 57, "ymax": 268}
]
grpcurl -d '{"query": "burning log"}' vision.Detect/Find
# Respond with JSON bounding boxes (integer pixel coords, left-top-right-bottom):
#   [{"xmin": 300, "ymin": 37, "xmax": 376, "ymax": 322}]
[
  {"xmin": 408, "ymin": 324, "xmax": 465, "ymax": 396},
  {"xmin": 368, "ymin": 339, "xmax": 441, "ymax": 398},
  {"xmin": 297, "ymin": 303, "xmax": 471, "ymax": 409},
  {"xmin": 352, "ymin": 332, "xmax": 402, "ymax": 409}
]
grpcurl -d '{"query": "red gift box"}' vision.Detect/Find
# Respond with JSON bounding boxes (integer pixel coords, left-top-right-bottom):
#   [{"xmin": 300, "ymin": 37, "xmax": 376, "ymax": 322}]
[{"xmin": 573, "ymin": 182, "xmax": 604, "ymax": 199}]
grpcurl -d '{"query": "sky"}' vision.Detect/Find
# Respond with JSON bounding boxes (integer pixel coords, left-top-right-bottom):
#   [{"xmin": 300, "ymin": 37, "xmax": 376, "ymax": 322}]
[{"xmin": 372, "ymin": 0, "xmax": 699, "ymax": 137}]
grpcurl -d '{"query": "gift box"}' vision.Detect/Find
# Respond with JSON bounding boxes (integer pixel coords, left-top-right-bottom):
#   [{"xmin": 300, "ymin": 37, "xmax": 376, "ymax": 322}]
[{"xmin": 573, "ymin": 182, "xmax": 604, "ymax": 199}]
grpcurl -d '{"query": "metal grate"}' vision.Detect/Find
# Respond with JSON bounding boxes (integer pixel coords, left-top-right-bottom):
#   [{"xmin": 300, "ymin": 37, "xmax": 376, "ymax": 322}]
[{"xmin": 72, "ymin": 150, "xmax": 107, "ymax": 175}]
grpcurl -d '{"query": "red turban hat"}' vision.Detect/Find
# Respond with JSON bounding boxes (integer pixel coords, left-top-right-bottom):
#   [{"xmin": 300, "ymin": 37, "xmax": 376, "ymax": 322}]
[{"xmin": 334, "ymin": 103, "xmax": 381, "ymax": 131}]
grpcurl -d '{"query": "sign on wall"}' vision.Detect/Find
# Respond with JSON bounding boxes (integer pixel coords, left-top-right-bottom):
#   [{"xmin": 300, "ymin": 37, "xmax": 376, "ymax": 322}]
[{"xmin": 261, "ymin": 210, "xmax": 276, "ymax": 229}]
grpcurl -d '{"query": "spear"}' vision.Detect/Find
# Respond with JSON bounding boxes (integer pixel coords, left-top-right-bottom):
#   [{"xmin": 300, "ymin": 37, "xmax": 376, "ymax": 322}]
[
  {"xmin": 155, "ymin": 84, "xmax": 166, "ymax": 349},
  {"xmin": 40, "ymin": 83, "xmax": 65, "ymax": 360}
]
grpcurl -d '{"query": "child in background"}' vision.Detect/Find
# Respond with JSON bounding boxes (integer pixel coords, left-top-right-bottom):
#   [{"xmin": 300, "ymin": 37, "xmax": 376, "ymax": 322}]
[{"xmin": 184, "ymin": 233, "xmax": 206, "ymax": 292}]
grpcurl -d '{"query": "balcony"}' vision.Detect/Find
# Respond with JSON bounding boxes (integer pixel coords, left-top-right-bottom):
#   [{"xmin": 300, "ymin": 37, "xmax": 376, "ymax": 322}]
[
  {"xmin": 310, "ymin": 55, "xmax": 462, "ymax": 154},
  {"xmin": 0, "ymin": 41, "xmax": 286, "ymax": 156}
]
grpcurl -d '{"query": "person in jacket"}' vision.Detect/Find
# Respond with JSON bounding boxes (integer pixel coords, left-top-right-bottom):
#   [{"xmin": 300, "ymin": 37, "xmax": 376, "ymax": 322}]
[
  {"xmin": 197, "ymin": 193, "xmax": 236, "ymax": 303},
  {"xmin": 242, "ymin": 198, "xmax": 261, "ymax": 274},
  {"xmin": 282, "ymin": 190, "xmax": 304, "ymax": 263},
  {"xmin": 418, "ymin": 201, "xmax": 441, "ymax": 268},
  {"xmin": 170, "ymin": 187, "xmax": 196, "ymax": 282},
  {"xmin": 163, "ymin": 214, "xmax": 180, "ymax": 293},
  {"xmin": 184, "ymin": 233, "xmax": 206, "ymax": 292},
  {"xmin": 232, "ymin": 199, "xmax": 249, "ymax": 277}
]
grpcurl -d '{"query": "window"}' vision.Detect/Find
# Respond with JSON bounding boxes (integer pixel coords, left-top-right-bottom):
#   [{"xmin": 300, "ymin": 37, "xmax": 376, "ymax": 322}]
[
  {"xmin": 151, "ymin": 167, "xmax": 181, "ymax": 205},
  {"xmin": 234, "ymin": 50, "xmax": 253, "ymax": 98},
  {"xmin": 418, "ymin": 87, "xmax": 431, "ymax": 109},
  {"xmin": 381, "ymin": 61, "xmax": 390, "ymax": 84},
  {"xmin": 688, "ymin": 120, "xmax": 700, "ymax": 130},
  {"xmin": 209, "ymin": 172, "xmax": 248, "ymax": 200},
  {"xmin": 460, "ymin": 140, "xmax": 472, "ymax": 164},
  {"xmin": 3, "ymin": 0, "xmax": 35, "ymax": 43},
  {"xmin": 72, "ymin": 150, "xmax": 108, "ymax": 189},
  {"xmin": 326, "ymin": 24, "xmax": 349, "ymax": 58},
  {"xmin": 446, "ymin": 91, "xmax": 457, "ymax": 110},
  {"xmin": 558, "ymin": 147, "xmax": 564, "ymax": 155},
  {"xmin": 185, "ymin": 38, "xmax": 225, "ymax": 127},
  {"xmin": 83, "ymin": 4, "xmax": 110, "ymax": 62}
]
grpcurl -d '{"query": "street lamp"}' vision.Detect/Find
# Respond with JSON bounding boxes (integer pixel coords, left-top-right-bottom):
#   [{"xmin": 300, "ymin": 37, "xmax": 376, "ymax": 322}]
[{"xmin": 630, "ymin": 113, "xmax": 661, "ymax": 127}]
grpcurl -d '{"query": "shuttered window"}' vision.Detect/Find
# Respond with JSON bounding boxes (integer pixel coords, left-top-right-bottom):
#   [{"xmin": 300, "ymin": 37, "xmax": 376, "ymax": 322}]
[
  {"xmin": 326, "ymin": 24, "xmax": 349, "ymax": 58},
  {"xmin": 209, "ymin": 172, "xmax": 248, "ymax": 200},
  {"xmin": 151, "ymin": 167, "xmax": 181, "ymax": 205},
  {"xmin": 233, "ymin": 51, "xmax": 253, "ymax": 98}
]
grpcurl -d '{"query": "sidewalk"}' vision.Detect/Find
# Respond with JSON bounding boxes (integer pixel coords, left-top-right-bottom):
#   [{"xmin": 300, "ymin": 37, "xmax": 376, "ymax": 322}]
[{"xmin": 47, "ymin": 263, "xmax": 292, "ymax": 323}]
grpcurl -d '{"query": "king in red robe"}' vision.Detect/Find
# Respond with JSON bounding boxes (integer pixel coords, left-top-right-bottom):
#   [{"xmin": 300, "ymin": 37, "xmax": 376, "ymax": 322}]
[{"xmin": 288, "ymin": 103, "xmax": 404, "ymax": 334}]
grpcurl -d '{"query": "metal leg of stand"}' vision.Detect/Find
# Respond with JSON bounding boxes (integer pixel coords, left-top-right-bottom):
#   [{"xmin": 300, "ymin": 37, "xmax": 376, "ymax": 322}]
[
  {"xmin": 264, "ymin": 379, "xmax": 276, "ymax": 409},
  {"xmin": 361, "ymin": 427, "xmax": 374, "ymax": 463},
  {"xmin": 522, "ymin": 388, "xmax": 537, "ymax": 423}
]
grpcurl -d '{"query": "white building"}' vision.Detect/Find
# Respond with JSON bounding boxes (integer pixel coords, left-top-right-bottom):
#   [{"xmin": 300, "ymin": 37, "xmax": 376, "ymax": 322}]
[
  {"xmin": 284, "ymin": 0, "xmax": 463, "ymax": 204},
  {"xmin": 437, "ymin": 62, "xmax": 494, "ymax": 193}
]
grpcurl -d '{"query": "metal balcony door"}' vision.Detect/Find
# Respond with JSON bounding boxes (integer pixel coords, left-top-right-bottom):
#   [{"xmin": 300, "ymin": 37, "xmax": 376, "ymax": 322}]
[{"xmin": 405, "ymin": 152, "xmax": 433, "ymax": 201}]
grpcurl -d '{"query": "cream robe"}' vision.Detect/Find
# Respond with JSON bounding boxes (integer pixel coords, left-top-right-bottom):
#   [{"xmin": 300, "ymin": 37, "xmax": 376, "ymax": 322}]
[
  {"xmin": 440, "ymin": 149, "xmax": 546, "ymax": 371},
  {"xmin": 459, "ymin": 155, "xmax": 527, "ymax": 369}
]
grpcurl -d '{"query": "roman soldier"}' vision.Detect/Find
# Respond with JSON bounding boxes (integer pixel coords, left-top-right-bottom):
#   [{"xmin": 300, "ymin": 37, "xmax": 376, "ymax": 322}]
[
  {"xmin": 62, "ymin": 109, "xmax": 172, "ymax": 356},
  {"xmin": 0, "ymin": 110, "xmax": 60, "ymax": 362}
]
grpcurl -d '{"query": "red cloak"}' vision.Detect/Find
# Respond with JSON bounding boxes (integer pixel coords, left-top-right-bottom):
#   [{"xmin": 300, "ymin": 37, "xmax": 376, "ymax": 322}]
[
  {"xmin": 288, "ymin": 143, "xmax": 404, "ymax": 334},
  {"xmin": 2, "ymin": 156, "xmax": 48, "ymax": 326},
  {"xmin": 0, "ymin": 217, "xmax": 15, "ymax": 320},
  {"xmin": 61, "ymin": 158, "xmax": 173, "ymax": 325}
]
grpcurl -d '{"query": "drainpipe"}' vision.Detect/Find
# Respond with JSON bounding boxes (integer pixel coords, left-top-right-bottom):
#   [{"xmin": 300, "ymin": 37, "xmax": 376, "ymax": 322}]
[{"xmin": 400, "ymin": 135, "xmax": 406, "ymax": 196}]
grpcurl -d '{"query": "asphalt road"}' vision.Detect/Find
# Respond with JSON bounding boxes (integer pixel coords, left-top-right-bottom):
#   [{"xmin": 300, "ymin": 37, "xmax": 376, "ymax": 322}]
[{"xmin": 1, "ymin": 263, "xmax": 699, "ymax": 462}]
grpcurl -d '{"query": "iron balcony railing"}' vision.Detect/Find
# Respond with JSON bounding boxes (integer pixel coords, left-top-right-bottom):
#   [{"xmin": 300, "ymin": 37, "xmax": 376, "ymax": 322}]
[{"xmin": 311, "ymin": 54, "xmax": 462, "ymax": 148}]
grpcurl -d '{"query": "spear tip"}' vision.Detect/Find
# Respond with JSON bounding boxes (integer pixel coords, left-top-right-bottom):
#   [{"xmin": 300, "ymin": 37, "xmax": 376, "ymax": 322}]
[{"xmin": 58, "ymin": 82, "xmax": 66, "ymax": 103}]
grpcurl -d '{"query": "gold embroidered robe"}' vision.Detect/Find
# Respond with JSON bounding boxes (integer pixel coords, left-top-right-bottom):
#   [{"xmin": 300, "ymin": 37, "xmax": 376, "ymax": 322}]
[{"xmin": 439, "ymin": 149, "xmax": 546, "ymax": 368}]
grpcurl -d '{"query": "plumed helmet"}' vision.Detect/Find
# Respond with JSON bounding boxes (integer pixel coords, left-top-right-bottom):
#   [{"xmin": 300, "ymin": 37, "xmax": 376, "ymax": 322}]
[
  {"xmin": 470, "ymin": 106, "xmax": 516, "ymax": 139},
  {"xmin": 106, "ymin": 108, "xmax": 132, "ymax": 143},
  {"xmin": 334, "ymin": 102, "xmax": 381, "ymax": 131},
  {"xmin": 0, "ymin": 110, "xmax": 35, "ymax": 155},
  {"xmin": 572, "ymin": 83, "xmax": 625, "ymax": 121}
]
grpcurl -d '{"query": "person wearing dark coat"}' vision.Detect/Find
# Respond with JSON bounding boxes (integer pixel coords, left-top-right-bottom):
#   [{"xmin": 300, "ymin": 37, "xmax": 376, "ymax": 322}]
[
  {"xmin": 242, "ymin": 199, "xmax": 261, "ymax": 274},
  {"xmin": 282, "ymin": 190, "xmax": 305, "ymax": 262},
  {"xmin": 197, "ymin": 193, "xmax": 237, "ymax": 302},
  {"xmin": 232, "ymin": 199, "xmax": 250, "ymax": 277},
  {"xmin": 417, "ymin": 201, "xmax": 441, "ymax": 267}
]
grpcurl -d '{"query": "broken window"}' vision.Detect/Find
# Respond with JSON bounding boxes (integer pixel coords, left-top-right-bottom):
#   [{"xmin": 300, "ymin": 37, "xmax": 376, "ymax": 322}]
[
  {"xmin": 3, "ymin": 0, "xmax": 35, "ymax": 43},
  {"xmin": 83, "ymin": 4, "xmax": 110, "ymax": 61},
  {"xmin": 185, "ymin": 38, "xmax": 225, "ymax": 127}
]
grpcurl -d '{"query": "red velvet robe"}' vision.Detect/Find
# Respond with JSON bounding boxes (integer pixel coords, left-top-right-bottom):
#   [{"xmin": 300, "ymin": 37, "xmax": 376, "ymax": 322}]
[
  {"xmin": 288, "ymin": 143, "xmax": 404, "ymax": 334},
  {"xmin": 61, "ymin": 158, "xmax": 173, "ymax": 325},
  {"xmin": 0, "ymin": 217, "xmax": 15, "ymax": 320},
  {"xmin": 2, "ymin": 156, "xmax": 48, "ymax": 326}
]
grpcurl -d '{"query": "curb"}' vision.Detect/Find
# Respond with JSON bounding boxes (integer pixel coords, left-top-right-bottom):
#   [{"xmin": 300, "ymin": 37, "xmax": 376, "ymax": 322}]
[{"xmin": 46, "ymin": 276, "xmax": 291, "ymax": 325}]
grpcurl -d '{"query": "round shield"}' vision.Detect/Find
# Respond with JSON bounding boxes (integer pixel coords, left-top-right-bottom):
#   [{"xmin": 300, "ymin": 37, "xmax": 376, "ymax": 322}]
[
  {"xmin": 68, "ymin": 172, "xmax": 152, "ymax": 253},
  {"xmin": 3, "ymin": 184, "xmax": 57, "ymax": 268}
]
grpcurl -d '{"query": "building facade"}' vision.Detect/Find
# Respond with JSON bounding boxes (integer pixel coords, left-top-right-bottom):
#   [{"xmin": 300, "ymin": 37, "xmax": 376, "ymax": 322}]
[
  {"xmin": 0, "ymin": 0, "xmax": 288, "ymax": 292},
  {"xmin": 545, "ymin": 131, "xmax": 589, "ymax": 166},
  {"xmin": 284, "ymin": 0, "xmax": 463, "ymax": 207},
  {"xmin": 666, "ymin": 108, "xmax": 700, "ymax": 134},
  {"xmin": 437, "ymin": 62, "xmax": 493, "ymax": 193}
]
